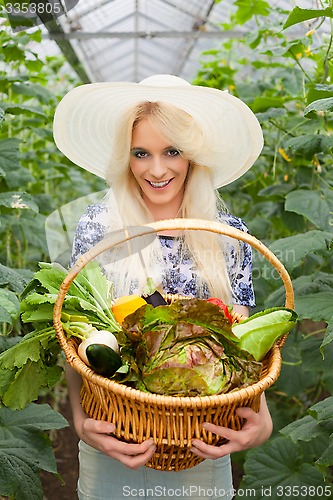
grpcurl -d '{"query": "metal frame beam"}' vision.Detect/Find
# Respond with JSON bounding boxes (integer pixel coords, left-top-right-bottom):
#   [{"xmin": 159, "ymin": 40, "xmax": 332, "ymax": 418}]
[
  {"xmin": 173, "ymin": 0, "xmax": 218, "ymax": 75},
  {"xmin": 44, "ymin": 30, "xmax": 244, "ymax": 40},
  {"xmin": 37, "ymin": 8, "xmax": 91, "ymax": 82},
  {"xmin": 70, "ymin": 0, "xmax": 117, "ymax": 19}
]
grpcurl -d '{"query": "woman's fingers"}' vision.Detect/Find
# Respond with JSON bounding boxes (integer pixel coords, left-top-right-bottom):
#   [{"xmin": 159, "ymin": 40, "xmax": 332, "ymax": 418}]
[
  {"xmin": 106, "ymin": 437, "xmax": 156, "ymax": 457},
  {"xmin": 82, "ymin": 418, "xmax": 115, "ymax": 436},
  {"xmin": 191, "ymin": 397, "xmax": 273, "ymax": 459},
  {"xmin": 111, "ymin": 442, "xmax": 156, "ymax": 469},
  {"xmin": 81, "ymin": 417, "xmax": 156, "ymax": 467}
]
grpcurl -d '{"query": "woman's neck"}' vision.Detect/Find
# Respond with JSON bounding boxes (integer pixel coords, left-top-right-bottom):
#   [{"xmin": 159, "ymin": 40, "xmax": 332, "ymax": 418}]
[{"xmin": 145, "ymin": 201, "xmax": 183, "ymax": 237}]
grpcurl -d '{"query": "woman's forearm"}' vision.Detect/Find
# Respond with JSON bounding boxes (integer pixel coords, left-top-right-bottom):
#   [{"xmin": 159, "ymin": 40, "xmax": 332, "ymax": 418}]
[{"xmin": 65, "ymin": 362, "xmax": 87, "ymax": 438}]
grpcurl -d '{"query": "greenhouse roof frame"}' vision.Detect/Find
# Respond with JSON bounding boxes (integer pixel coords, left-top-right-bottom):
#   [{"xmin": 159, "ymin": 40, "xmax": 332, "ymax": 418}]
[{"xmin": 36, "ymin": 0, "xmax": 327, "ymax": 84}]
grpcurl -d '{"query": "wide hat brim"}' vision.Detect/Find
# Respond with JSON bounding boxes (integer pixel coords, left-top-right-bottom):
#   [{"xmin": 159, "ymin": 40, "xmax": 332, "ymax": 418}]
[{"xmin": 53, "ymin": 76, "xmax": 263, "ymax": 189}]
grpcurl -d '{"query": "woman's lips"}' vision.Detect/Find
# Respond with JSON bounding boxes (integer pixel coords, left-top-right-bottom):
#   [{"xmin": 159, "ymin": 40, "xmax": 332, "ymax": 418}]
[{"xmin": 146, "ymin": 178, "xmax": 173, "ymax": 189}]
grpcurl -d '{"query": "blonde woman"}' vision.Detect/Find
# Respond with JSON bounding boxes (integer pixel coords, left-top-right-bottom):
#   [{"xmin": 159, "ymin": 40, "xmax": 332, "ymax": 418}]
[{"xmin": 54, "ymin": 75, "xmax": 272, "ymax": 500}]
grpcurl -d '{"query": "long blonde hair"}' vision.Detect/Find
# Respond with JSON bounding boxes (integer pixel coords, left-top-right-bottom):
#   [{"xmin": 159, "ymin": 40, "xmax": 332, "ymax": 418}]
[{"xmin": 103, "ymin": 101, "xmax": 235, "ymax": 302}]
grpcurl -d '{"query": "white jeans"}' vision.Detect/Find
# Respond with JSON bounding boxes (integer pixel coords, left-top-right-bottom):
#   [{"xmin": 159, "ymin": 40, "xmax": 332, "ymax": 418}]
[{"xmin": 77, "ymin": 441, "xmax": 234, "ymax": 500}]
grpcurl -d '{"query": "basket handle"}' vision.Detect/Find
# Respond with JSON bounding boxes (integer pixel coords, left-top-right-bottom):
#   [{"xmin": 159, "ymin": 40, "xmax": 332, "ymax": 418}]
[{"xmin": 54, "ymin": 218, "xmax": 294, "ymax": 352}]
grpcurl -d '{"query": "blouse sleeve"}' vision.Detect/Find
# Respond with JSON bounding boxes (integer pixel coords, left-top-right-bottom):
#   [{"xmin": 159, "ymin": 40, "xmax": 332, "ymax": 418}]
[
  {"xmin": 218, "ymin": 213, "xmax": 255, "ymax": 308},
  {"xmin": 69, "ymin": 204, "xmax": 109, "ymax": 267}
]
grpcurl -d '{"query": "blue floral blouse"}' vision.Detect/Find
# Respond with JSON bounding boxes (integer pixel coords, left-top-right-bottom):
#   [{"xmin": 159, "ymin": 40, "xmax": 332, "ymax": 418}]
[{"xmin": 70, "ymin": 203, "xmax": 255, "ymax": 307}]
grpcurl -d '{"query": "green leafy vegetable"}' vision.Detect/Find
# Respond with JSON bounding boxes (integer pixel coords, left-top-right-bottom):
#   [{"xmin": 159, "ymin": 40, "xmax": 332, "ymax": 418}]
[
  {"xmin": 0, "ymin": 261, "xmax": 121, "ymax": 410},
  {"xmin": 232, "ymin": 307, "xmax": 298, "ymax": 361},
  {"xmin": 120, "ymin": 298, "xmax": 262, "ymax": 396}
]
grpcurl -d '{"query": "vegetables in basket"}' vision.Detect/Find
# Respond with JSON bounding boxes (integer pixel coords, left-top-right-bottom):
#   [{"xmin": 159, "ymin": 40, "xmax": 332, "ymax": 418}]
[
  {"xmin": 232, "ymin": 307, "xmax": 297, "ymax": 361},
  {"xmin": 119, "ymin": 298, "xmax": 297, "ymax": 397},
  {"xmin": 78, "ymin": 330, "xmax": 122, "ymax": 377},
  {"xmin": 0, "ymin": 258, "xmax": 297, "ymax": 407},
  {"xmin": 111, "ymin": 295, "xmax": 147, "ymax": 325},
  {"xmin": 119, "ymin": 298, "xmax": 260, "ymax": 396},
  {"xmin": 205, "ymin": 297, "xmax": 297, "ymax": 361}
]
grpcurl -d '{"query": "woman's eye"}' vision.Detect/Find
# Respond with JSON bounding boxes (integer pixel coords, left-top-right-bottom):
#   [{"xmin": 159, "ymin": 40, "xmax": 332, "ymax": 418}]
[
  {"xmin": 166, "ymin": 149, "xmax": 180, "ymax": 157},
  {"xmin": 132, "ymin": 150, "xmax": 148, "ymax": 159}
]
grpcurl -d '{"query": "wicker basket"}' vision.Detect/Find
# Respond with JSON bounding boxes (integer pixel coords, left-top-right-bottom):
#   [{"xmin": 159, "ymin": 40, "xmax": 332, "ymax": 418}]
[{"xmin": 53, "ymin": 218, "xmax": 294, "ymax": 472}]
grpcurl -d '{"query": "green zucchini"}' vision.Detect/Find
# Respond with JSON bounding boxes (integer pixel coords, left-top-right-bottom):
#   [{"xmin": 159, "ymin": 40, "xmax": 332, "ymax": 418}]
[{"xmin": 86, "ymin": 343, "xmax": 122, "ymax": 377}]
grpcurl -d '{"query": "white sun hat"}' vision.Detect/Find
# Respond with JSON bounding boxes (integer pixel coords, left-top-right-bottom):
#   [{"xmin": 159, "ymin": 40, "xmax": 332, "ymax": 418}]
[{"xmin": 53, "ymin": 74, "xmax": 263, "ymax": 189}]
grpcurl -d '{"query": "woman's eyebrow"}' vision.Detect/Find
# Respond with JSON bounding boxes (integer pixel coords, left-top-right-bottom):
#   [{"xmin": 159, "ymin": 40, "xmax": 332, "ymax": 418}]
[{"xmin": 130, "ymin": 145, "xmax": 177, "ymax": 152}]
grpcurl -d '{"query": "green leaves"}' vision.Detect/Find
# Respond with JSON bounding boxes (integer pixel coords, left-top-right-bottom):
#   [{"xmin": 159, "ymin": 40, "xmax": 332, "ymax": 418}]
[
  {"xmin": 304, "ymin": 97, "xmax": 333, "ymax": 116},
  {"xmin": 321, "ymin": 318, "xmax": 333, "ymax": 357},
  {"xmin": 234, "ymin": 0, "xmax": 270, "ymax": 25},
  {"xmin": 0, "ymin": 288, "xmax": 20, "ymax": 325},
  {"xmin": 266, "ymin": 273, "xmax": 333, "ymax": 322},
  {"xmin": 295, "ymin": 292, "xmax": 333, "ymax": 323},
  {"xmin": 308, "ymin": 396, "xmax": 333, "ymax": 423},
  {"xmin": 0, "ymin": 261, "xmax": 121, "ymax": 409},
  {"xmin": 20, "ymin": 261, "xmax": 121, "ymax": 330},
  {"xmin": 0, "ymin": 327, "xmax": 62, "ymax": 409},
  {"xmin": 282, "ymin": 397, "xmax": 333, "ymax": 467},
  {"xmin": 0, "ymin": 102, "xmax": 46, "ymax": 117},
  {"xmin": 285, "ymin": 190, "xmax": 332, "ymax": 231},
  {"xmin": 283, "ymin": 7, "xmax": 333, "ymax": 30},
  {"xmin": 0, "ymin": 137, "xmax": 21, "ymax": 171},
  {"xmin": 0, "ymin": 20, "xmax": 91, "ymax": 276},
  {"xmin": 240, "ymin": 437, "xmax": 332, "ymax": 499},
  {"xmin": 269, "ymin": 231, "xmax": 333, "ymax": 272},
  {"xmin": 284, "ymin": 135, "xmax": 333, "ymax": 160},
  {"xmin": 0, "ymin": 403, "xmax": 68, "ymax": 500},
  {"xmin": 12, "ymin": 82, "xmax": 55, "ymax": 104},
  {"xmin": 0, "ymin": 263, "xmax": 32, "ymax": 294},
  {"xmin": 251, "ymin": 96, "xmax": 286, "ymax": 113},
  {"xmin": 0, "ymin": 192, "xmax": 39, "ymax": 212}
]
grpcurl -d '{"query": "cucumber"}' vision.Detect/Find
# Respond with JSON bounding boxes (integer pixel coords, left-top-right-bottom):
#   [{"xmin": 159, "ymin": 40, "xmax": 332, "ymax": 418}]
[{"xmin": 86, "ymin": 343, "xmax": 122, "ymax": 377}]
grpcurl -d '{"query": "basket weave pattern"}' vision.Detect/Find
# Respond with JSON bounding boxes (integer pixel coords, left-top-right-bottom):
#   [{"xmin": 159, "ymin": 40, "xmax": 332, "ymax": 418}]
[{"xmin": 54, "ymin": 219, "xmax": 294, "ymax": 471}]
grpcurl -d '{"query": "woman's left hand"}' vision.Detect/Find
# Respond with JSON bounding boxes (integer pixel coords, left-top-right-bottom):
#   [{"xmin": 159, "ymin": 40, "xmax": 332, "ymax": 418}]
[{"xmin": 190, "ymin": 393, "xmax": 272, "ymax": 459}]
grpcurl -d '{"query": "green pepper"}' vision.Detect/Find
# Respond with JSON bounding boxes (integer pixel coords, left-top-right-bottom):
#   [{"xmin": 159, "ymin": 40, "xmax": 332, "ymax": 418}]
[{"xmin": 232, "ymin": 307, "xmax": 298, "ymax": 361}]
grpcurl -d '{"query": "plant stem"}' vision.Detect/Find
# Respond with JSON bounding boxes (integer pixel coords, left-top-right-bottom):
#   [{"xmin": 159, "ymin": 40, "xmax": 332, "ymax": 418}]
[
  {"xmin": 321, "ymin": 17, "xmax": 333, "ymax": 82},
  {"xmin": 288, "ymin": 50, "xmax": 313, "ymax": 82}
]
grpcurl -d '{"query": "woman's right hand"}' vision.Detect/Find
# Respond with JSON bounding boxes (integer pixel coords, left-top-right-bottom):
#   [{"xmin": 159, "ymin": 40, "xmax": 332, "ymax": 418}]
[
  {"xmin": 78, "ymin": 417, "xmax": 156, "ymax": 469},
  {"xmin": 65, "ymin": 363, "xmax": 156, "ymax": 469}
]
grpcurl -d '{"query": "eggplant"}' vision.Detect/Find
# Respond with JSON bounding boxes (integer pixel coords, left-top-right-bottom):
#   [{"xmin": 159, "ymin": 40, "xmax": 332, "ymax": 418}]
[{"xmin": 142, "ymin": 290, "xmax": 167, "ymax": 307}]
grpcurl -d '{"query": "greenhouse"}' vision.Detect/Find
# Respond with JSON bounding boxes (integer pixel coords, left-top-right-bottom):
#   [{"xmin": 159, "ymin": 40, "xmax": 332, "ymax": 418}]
[{"xmin": 0, "ymin": 1, "xmax": 333, "ymax": 499}]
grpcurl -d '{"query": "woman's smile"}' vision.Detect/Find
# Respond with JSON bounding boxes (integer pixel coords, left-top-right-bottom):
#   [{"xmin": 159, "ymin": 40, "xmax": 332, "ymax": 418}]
[{"xmin": 146, "ymin": 178, "xmax": 174, "ymax": 189}]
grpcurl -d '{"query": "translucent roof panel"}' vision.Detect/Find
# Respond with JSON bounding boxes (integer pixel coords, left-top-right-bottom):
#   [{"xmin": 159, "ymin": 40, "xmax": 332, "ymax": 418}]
[
  {"xmin": 55, "ymin": 0, "xmax": 217, "ymax": 82},
  {"xmin": 35, "ymin": 0, "xmax": 330, "ymax": 84}
]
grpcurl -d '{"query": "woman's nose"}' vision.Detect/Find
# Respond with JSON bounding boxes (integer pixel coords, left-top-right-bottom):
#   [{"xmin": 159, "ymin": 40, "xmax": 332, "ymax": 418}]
[{"xmin": 149, "ymin": 157, "xmax": 167, "ymax": 179}]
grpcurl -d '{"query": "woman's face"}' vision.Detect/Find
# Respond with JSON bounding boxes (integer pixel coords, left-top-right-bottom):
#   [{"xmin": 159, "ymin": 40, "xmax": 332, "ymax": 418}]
[{"xmin": 129, "ymin": 118, "xmax": 189, "ymax": 216}]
